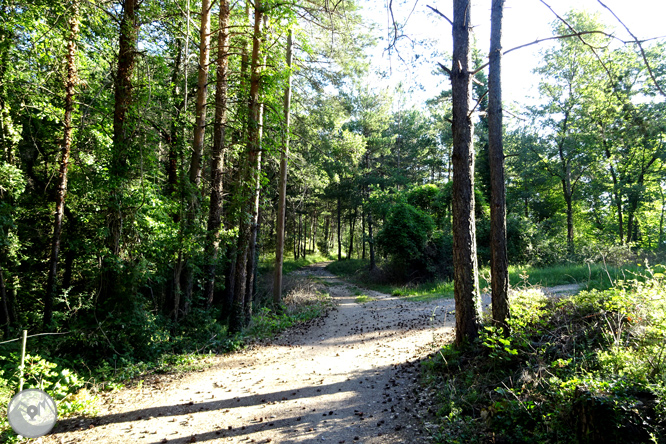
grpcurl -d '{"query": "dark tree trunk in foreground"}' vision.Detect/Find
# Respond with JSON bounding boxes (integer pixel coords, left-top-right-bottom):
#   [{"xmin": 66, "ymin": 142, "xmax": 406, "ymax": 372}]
[
  {"xmin": 203, "ymin": 0, "xmax": 230, "ymax": 308},
  {"xmin": 166, "ymin": 41, "xmax": 183, "ymax": 196},
  {"xmin": 179, "ymin": 0, "xmax": 213, "ymax": 316},
  {"xmin": 229, "ymin": 1, "xmax": 263, "ymax": 333},
  {"xmin": 245, "ymin": 102, "xmax": 265, "ymax": 323},
  {"xmin": 99, "ymin": 0, "xmax": 139, "ymax": 308},
  {"xmin": 337, "ymin": 196, "xmax": 342, "ymax": 260},
  {"xmin": 273, "ymin": 30, "xmax": 293, "ymax": 306},
  {"xmin": 348, "ymin": 210, "xmax": 355, "ymax": 259},
  {"xmin": 189, "ymin": 0, "xmax": 212, "ymax": 188},
  {"xmin": 45, "ymin": 0, "xmax": 79, "ymax": 329},
  {"xmin": 488, "ymin": 0, "xmax": 509, "ymax": 330},
  {"xmin": 451, "ymin": 0, "xmax": 481, "ymax": 345},
  {"xmin": 0, "ymin": 264, "xmax": 11, "ymax": 336}
]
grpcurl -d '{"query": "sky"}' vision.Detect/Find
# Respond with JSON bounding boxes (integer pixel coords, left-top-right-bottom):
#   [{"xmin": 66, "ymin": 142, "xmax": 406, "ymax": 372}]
[{"xmin": 359, "ymin": 0, "xmax": 666, "ymax": 112}]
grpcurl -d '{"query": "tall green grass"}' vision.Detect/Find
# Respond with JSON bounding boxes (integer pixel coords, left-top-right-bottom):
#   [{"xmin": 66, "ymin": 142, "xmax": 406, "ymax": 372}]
[
  {"xmin": 257, "ymin": 253, "xmax": 333, "ymax": 276},
  {"xmin": 493, "ymin": 262, "xmax": 660, "ymax": 290},
  {"xmin": 326, "ymin": 259, "xmax": 663, "ymax": 301}
]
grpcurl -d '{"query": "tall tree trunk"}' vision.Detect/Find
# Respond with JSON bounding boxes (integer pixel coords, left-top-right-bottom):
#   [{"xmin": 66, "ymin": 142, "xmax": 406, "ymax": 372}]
[
  {"xmin": 322, "ymin": 214, "xmax": 330, "ymax": 256},
  {"xmin": 179, "ymin": 0, "xmax": 213, "ymax": 316},
  {"xmin": 488, "ymin": 0, "xmax": 509, "ymax": 330},
  {"xmin": 368, "ymin": 207, "xmax": 375, "ymax": 271},
  {"xmin": 45, "ymin": 0, "xmax": 79, "ymax": 329},
  {"xmin": 298, "ymin": 213, "xmax": 303, "ymax": 258},
  {"xmin": 0, "ymin": 264, "xmax": 10, "ymax": 336},
  {"xmin": 361, "ymin": 206, "xmax": 366, "ymax": 260},
  {"xmin": 603, "ymin": 143, "xmax": 624, "ymax": 243},
  {"xmin": 451, "ymin": 0, "xmax": 481, "ymax": 345},
  {"xmin": 312, "ymin": 212, "xmax": 317, "ymax": 252},
  {"xmin": 365, "ymin": 156, "xmax": 376, "ymax": 270},
  {"xmin": 166, "ymin": 41, "xmax": 183, "ymax": 196},
  {"xmin": 337, "ymin": 196, "xmax": 342, "ymax": 260},
  {"xmin": 348, "ymin": 210, "xmax": 355, "ymax": 260},
  {"xmin": 203, "ymin": 0, "xmax": 230, "ymax": 308},
  {"xmin": 100, "ymin": 0, "xmax": 140, "ymax": 307},
  {"xmin": 245, "ymin": 96, "xmax": 266, "ymax": 323},
  {"xmin": 229, "ymin": 1, "xmax": 263, "ymax": 333},
  {"xmin": 626, "ymin": 197, "xmax": 639, "ymax": 244},
  {"xmin": 0, "ymin": 12, "xmax": 14, "ymax": 164},
  {"xmin": 273, "ymin": 30, "xmax": 293, "ymax": 306},
  {"xmin": 189, "ymin": 0, "xmax": 212, "ymax": 187},
  {"xmin": 563, "ymin": 175, "xmax": 574, "ymax": 255}
]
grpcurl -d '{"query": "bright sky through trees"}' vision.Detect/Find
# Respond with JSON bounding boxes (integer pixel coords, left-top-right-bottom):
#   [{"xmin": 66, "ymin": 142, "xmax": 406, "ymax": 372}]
[{"xmin": 360, "ymin": 0, "xmax": 666, "ymax": 110}]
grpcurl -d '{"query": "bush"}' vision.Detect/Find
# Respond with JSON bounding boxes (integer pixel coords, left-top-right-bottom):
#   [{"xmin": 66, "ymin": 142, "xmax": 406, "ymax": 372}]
[
  {"xmin": 376, "ymin": 202, "xmax": 434, "ymax": 276},
  {"xmin": 424, "ymin": 270, "xmax": 666, "ymax": 443}
]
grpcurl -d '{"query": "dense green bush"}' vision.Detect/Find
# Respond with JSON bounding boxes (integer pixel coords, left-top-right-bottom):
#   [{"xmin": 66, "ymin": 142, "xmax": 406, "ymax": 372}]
[
  {"xmin": 377, "ymin": 202, "xmax": 434, "ymax": 263},
  {"xmin": 425, "ymin": 270, "xmax": 666, "ymax": 443},
  {"xmin": 376, "ymin": 202, "xmax": 435, "ymax": 278}
]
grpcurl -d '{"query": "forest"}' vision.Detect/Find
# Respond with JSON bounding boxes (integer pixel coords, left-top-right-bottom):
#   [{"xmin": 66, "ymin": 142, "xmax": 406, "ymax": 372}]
[{"xmin": 1, "ymin": 0, "xmax": 666, "ymax": 442}]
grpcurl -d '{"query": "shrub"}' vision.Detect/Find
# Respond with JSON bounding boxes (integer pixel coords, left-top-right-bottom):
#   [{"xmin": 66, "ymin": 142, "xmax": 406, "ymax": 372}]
[
  {"xmin": 424, "ymin": 271, "xmax": 666, "ymax": 443},
  {"xmin": 377, "ymin": 202, "xmax": 434, "ymax": 265},
  {"xmin": 376, "ymin": 202, "xmax": 434, "ymax": 277}
]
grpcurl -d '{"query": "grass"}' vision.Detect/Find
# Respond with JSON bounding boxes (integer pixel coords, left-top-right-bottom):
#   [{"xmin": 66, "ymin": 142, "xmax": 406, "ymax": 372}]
[
  {"xmin": 326, "ymin": 259, "xmax": 657, "ymax": 302},
  {"xmin": 258, "ymin": 253, "xmax": 333, "ymax": 276},
  {"xmin": 355, "ymin": 295, "xmax": 377, "ymax": 303},
  {"xmin": 490, "ymin": 262, "xmax": 658, "ymax": 291},
  {"xmin": 326, "ymin": 259, "xmax": 455, "ymax": 301},
  {"xmin": 325, "ymin": 258, "xmax": 368, "ymax": 277}
]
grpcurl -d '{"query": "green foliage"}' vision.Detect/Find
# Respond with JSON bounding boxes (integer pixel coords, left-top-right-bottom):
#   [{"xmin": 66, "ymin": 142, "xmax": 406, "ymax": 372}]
[
  {"xmin": 354, "ymin": 295, "xmax": 376, "ymax": 303},
  {"xmin": 326, "ymin": 258, "xmax": 369, "ymax": 277},
  {"xmin": 376, "ymin": 202, "xmax": 434, "ymax": 270},
  {"xmin": 326, "ymin": 259, "xmax": 454, "ymax": 301},
  {"xmin": 246, "ymin": 291, "xmax": 332, "ymax": 339},
  {"xmin": 424, "ymin": 270, "xmax": 666, "ymax": 443},
  {"xmin": 0, "ymin": 352, "xmax": 97, "ymax": 444}
]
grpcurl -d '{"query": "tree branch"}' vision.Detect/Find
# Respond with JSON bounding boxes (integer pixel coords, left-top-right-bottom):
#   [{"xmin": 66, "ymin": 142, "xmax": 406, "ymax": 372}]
[
  {"xmin": 438, "ymin": 62, "xmax": 452, "ymax": 76},
  {"xmin": 597, "ymin": 0, "xmax": 666, "ymax": 98},
  {"xmin": 469, "ymin": 90, "xmax": 489, "ymax": 118},
  {"xmin": 426, "ymin": 5, "xmax": 452, "ymax": 26},
  {"xmin": 539, "ymin": 0, "xmax": 616, "ymax": 82},
  {"xmin": 471, "ymin": 31, "xmax": 616, "ymax": 75}
]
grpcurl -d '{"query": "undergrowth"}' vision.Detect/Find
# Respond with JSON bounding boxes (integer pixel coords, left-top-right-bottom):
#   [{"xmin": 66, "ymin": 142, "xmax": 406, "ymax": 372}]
[
  {"xmin": 0, "ymin": 262, "xmax": 331, "ymax": 442},
  {"xmin": 327, "ymin": 259, "xmax": 654, "ymax": 303},
  {"xmin": 423, "ymin": 266, "xmax": 666, "ymax": 443}
]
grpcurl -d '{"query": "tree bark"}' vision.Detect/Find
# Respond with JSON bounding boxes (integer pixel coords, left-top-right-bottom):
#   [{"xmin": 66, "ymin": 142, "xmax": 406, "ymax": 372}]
[
  {"xmin": 0, "ymin": 263, "xmax": 10, "ymax": 336},
  {"xmin": 179, "ymin": 0, "xmax": 213, "ymax": 316},
  {"xmin": 229, "ymin": 0, "xmax": 263, "ymax": 333},
  {"xmin": 337, "ymin": 196, "xmax": 342, "ymax": 260},
  {"xmin": 273, "ymin": 30, "xmax": 293, "ymax": 306},
  {"xmin": 189, "ymin": 0, "xmax": 212, "ymax": 187},
  {"xmin": 245, "ymin": 90, "xmax": 266, "ymax": 323},
  {"xmin": 0, "ymin": 13, "xmax": 13, "ymax": 164},
  {"xmin": 451, "ymin": 0, "xmax": 481, "ymax": 345},
  {"xmin": 166, "ymin": 41, "xmax": 183, "ymax": 196},
  {"xmin": 361, "ymin": 205, "xmax": 366, "ymax": 260},
  {"xmin": 203, "ymin": 0, "xmax": 230, "ymax": 308},
  {"xmin": 365, "ymin": 156, "xmax": 376, "ymax": 270},
  {"xmin": 100, "ymin": 0, "xmax": 140, "ymax": 307},
  {"xmin": 45, "ymin": 0, "xmax": 79, "ymax": 329},
  {"xmin": 488, "ymin": 0, "xmax": 509, "ymax": 330},
  {"xmin": 348, "ymin": 209, "xmax": 355, "ymax": 259}
]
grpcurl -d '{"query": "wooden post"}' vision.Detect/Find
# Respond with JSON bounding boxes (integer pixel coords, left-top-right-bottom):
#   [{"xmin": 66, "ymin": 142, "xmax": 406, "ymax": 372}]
[{"xmin": 18, "ymin": 329, "xmax": 27, "ymax": 392}]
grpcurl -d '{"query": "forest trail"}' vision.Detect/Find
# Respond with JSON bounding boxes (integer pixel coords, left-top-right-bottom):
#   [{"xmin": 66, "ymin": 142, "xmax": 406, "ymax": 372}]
[{"xmin": 45, "ymin": 263, "xmax": 455, "ymax": 444}]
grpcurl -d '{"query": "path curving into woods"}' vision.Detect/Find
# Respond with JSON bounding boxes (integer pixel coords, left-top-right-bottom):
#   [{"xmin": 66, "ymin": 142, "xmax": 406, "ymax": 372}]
[{"xmin": 45, "ymin": 263, "xmax": 455, "ymax": 444}]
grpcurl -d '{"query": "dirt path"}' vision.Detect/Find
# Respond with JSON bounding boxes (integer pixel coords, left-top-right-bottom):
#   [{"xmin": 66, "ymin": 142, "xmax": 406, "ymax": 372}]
[{"xmin": 46, "ymin": 263, "xmax": 455, "ymax": 444}]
